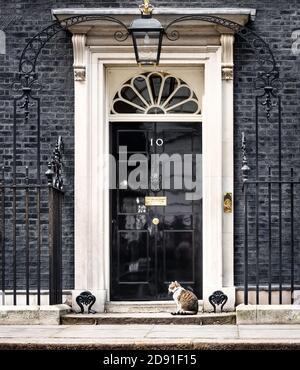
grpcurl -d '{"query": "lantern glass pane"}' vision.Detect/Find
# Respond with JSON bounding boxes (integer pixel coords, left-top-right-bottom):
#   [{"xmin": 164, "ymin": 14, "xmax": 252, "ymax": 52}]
[{"xmin": 133, "ymin": 31, "xmax": 160, "ymax": 64}]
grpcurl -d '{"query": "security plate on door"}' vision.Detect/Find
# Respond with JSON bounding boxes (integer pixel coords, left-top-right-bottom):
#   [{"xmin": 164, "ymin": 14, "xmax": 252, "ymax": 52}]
[{"xmin": 152, "ymin": 217, "xmax": 160, "ymax": 225}]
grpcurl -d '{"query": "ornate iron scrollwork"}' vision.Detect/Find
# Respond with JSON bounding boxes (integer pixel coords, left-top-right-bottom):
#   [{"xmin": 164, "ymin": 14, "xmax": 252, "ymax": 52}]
[
  {"xmin": 164, "ymin": 15, "xmax": 281, "ymax": 120},
  {"xmin": 254, "ymin": 71, "xmax": 282, "ymax": 119},
  {"xmin": 19, "ymin": 16, "xmax": 129, "ymax": 76},
  {"xmin": 165, "ymin": 15, "xmax": 276, "ymax": 73},
  {"xmin": 14, "ymin": 16, "xmax": 129, "ymax": 122},
  {"xmin": 209, "ymin": 290, "xmax": 228, "ymax": 313},
  {"xmin": 45, "ymin": 136, "xmax": 64, "ymax": 190},
  {"xmin": 14, "ymin": 14, "xmax": 281, "ymax": 124},
  {"xmin": 76, "ymin": 291, "xmax": 97, "ymax": 314},
  {"xmin": 12, "ymin": 72, "xmax": 42, "ymax": 123},
  {"xmin": 114, "ymin": 30, "xmax": 130, "ymax": 42},
  {"xmin": 164, "ymin": 15, "xmax": 241, "ymax": 41}
]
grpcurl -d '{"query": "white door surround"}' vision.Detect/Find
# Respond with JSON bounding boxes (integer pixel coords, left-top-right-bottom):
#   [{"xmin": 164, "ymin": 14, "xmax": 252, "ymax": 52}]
[{"xmin": 52, "ymin": 8, "xmax": 254, "ymax": 311}]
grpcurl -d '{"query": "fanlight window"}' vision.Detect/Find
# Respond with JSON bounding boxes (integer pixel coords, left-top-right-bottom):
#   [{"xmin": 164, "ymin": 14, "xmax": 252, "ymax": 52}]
[{"xmin": 111, "ymin": 72, "xmax": 201, "ymax": 115}]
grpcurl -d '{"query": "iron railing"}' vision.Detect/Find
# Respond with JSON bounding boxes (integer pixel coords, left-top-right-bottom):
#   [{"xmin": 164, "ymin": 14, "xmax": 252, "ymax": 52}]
[
  {"xmin": 0, "ymin": 137, "xmax": 64, "ymax": 305},
  {"xmin": 242, "ymin": 134, "xmax": 300, "ymax": 305}
]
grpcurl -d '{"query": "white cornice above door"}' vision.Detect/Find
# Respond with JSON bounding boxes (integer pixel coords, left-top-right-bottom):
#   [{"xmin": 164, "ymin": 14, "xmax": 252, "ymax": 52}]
[
  {"xmin": 51, "ymin": 7, "xmax": 255, "ymax": 47},
  {"xmin": 52, "ymin": 7, "xmax": 256, "ymax": 22}
]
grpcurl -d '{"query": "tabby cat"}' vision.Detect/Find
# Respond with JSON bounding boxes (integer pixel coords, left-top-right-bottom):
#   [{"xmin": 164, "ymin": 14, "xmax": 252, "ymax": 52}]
[{"xmin": 168, "ymin": 281, "xmax": 198, "ymax": 315}]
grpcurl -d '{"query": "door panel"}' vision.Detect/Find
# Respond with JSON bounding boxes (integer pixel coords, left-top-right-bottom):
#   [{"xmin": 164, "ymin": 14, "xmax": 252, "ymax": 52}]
[{"xmin": 110, "ymin": 122, "xmax": 202, "ymax": 300}]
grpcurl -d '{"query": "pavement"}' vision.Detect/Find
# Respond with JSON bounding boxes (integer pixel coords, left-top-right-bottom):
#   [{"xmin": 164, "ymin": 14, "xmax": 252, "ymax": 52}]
[{"xmin": 1, "ymin": 324, "xmax": 300, "ymax": 349}]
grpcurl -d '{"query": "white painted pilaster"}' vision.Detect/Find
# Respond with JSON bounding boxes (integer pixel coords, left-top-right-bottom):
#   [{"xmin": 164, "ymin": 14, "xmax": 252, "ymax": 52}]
[
  {"xmin": 221, "ymin": 34, "xmax": 235, "ymax": 307},
  {"xmin": 74, "ymin": 37, "xmax": 88, "ymax": 292},
  {"xmin": 202, "ymin": 48, "xmax": 224, "ymax": 310},
  {"xmin": 73, "ymin": 45, "xmax": 107, "ymax": 312}
]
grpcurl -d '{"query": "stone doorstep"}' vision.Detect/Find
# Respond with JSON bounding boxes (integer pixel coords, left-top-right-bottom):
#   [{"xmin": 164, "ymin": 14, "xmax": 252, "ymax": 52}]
[
  {"xmin": 236, "ymin": 304, "xmax": 300, "ymax": 325},
  {"xmin": 61, "ymin": 312, "xmax": 236, "ymax": 325},
  {"xmin": 105, "ymin": 300, "xmax": 204, "ymax": 313},
  {"xmin": 0, "ymin": 305, "xmax": 71, "ymax": 325}
]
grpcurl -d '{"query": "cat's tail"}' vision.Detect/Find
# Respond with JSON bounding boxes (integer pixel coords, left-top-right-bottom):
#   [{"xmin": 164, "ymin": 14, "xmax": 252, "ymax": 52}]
[
  {"xmin": 180, "ymin": 311, "xmax": 198, "ymax": 315},
  {"xmin": 171, "ymin": 311, "xmax": 198, "ymax": 315}
]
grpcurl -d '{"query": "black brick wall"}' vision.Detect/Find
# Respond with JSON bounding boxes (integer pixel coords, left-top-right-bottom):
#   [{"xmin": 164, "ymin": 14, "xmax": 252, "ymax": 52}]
[{"xmin": 0, "ymin": 0, "xmax": 300, "ymax": 290}]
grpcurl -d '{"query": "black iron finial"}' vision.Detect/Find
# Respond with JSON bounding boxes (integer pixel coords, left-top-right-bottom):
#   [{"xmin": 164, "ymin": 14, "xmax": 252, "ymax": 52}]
[
  {"xmin": 241, "ymin": 132, "xmax": 250, "ymax": 184},
  {"xmin": 45, "ymin": 136, "xmax": 64, "ymax": 190}
]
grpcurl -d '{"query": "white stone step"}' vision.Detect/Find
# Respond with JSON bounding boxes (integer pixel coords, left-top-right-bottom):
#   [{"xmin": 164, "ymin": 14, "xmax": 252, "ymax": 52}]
[
  {"xmin": 61, "ymin": 312, "xmax": 235, "ymax": 325},
  {"xmin": 105, "ymin": 300, "xmax": 203, "ymax": 313}
]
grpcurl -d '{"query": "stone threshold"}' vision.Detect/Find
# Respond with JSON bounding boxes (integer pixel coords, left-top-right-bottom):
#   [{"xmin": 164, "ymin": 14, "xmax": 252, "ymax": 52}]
[
  {"xmin": 61, "ymin": 312, "xmax": 236, "ymax": 325},
  {"xmin": 0, "ymin": 305, "xmax": 71, "ymax": 325},
  {"xmin": 237, "ymin": 304, "xmax": 300, "ymax": 325}
]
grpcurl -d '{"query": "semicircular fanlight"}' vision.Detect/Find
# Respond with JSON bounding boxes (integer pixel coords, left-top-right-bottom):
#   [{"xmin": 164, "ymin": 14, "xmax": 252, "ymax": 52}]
[{"xmin": 111, "ymin": 72, "xmax": 201, "ymax": 115}]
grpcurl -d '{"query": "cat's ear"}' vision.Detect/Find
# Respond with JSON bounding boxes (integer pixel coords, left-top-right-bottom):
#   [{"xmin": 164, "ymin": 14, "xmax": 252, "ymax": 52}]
[{"xmin": 175, "ymin": 280, "xmax": 178, "ymax": 284}]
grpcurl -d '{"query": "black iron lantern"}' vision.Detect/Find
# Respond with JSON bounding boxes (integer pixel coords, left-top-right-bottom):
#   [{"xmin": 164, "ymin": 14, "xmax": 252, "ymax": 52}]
[{"xmin": 129, "ymin": 0, "xmax": 164, "ymax": 65}]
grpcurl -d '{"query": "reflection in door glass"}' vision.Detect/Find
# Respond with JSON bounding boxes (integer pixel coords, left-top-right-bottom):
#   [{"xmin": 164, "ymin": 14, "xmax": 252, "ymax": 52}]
[
  {"xmin": 119, "ymin": 231, "xmax": 149, "ymax": 283},
  {"xmin": 164, "ymin": 232, "xmax": 194, "ymax": 282}
]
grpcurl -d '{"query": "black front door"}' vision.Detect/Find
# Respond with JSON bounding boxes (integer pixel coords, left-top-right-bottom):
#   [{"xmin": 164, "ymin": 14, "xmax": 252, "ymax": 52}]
[{"xmin": 110, "ymin": 122, "xmax": 202, "ymax": 300}]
